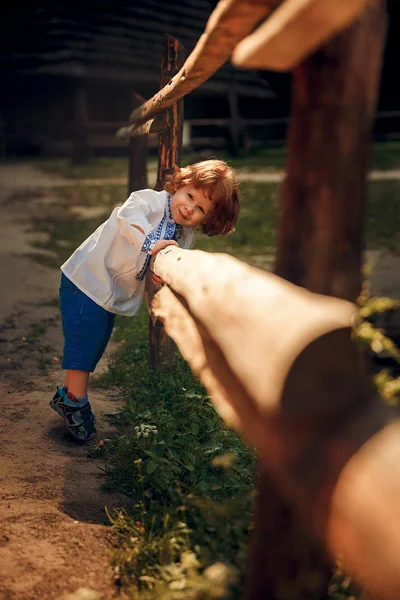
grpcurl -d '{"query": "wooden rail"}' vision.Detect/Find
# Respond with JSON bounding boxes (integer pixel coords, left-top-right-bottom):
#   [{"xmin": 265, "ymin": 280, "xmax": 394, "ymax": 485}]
[
  {"xmin": 117, "ymin": 0, "xmax": 372, "ymax": 140},
  {"xmin": 117, "ymin": 0, "xmax": 279, "ymax": 139},
  {"xmin": 232, "ymin": 0, "xmax": 372, "ymax": 70},
  {"xmin": 58, "ymin": 110, "xmax": 400, "ymax": 157},
  {"xmin": 151, "ymin": 246, "xmax": 400, "ymax": 600}
]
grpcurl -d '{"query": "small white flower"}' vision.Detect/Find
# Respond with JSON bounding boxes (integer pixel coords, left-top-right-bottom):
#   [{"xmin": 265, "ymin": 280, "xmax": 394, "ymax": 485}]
[{"xmin": 134, "ymin": 423, "xmax": 158, "ymax": 439}]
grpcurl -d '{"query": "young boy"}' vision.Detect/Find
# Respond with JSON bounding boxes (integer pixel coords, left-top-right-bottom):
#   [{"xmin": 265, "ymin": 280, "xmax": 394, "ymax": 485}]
[{"xmin": 50, "ymin": 159, "xmax": 239, "ymax": 441}]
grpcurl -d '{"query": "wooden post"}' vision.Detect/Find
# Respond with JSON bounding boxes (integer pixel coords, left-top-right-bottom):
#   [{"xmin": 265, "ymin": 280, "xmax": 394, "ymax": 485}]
[
  {"xmin": 72, "ymin": 81, "xmax": 90, "ymax": 164},
  {"xmin": 155, "ymin": 35, "xmax": 185, "ymax": 190},
  {"xmin": 274, "ymin": 2, "xmax": 386, "ymax": 300},
  {"xmin": 247, "ymin": 3, "xmax": 387, "ymax": 599},
  {"xmin": 128, "ymin": 92, "xmax": 148, "ymax": 195},
  {"xmin": 149, "ymin": 33, "xmax": 185, "ymax": 370}
]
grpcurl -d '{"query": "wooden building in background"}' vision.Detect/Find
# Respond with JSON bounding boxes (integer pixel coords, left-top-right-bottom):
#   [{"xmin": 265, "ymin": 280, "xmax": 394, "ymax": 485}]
[{"xmin": 0, "ymin": 0, "xmax": 274, "ymax": 157}]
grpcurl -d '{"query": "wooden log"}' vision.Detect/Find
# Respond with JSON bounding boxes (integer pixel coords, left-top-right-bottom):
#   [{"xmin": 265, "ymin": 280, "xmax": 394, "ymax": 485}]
[
  {"xmin": 117, "ymin": 114, "xmax": 166, "ymax": 140},
  {"xmin": 127, "ymin": 0, "xmax": 279, "ymax": 130},
  {"xmin": 247, "ymin": 3, "xmax": 387, "ymax": 599},
  {"xmin": 232, "ymin": 0, "xmax": 373, "ymax": 71},
  {"xmin": 147, "ymin": 34, "xmax": 185, "ymax": 371},
  {"xmin": 128, "ymin": 92, "xmax": 148, "ymax": 195},
  {"xmin": 151, "ymin": 246, "xmax": 400, "ymax": 600}
]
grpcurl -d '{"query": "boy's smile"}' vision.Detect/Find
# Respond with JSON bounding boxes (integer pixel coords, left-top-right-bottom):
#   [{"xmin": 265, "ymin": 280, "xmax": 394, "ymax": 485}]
[{"xmin": 170, "ymin": 185, "xmax": 214, "ymax": 228}]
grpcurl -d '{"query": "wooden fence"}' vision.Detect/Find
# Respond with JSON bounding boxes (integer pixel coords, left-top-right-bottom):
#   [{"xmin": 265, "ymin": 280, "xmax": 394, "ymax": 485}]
[
  {"xmin": 119, "ymin": 1, "xmax": 400, "ymax": 599},
  {"xmin": 66, "ymin": 110, "xmax": 400, "ymax": 157},
  {"xmin": 1, "ymin": 110, "xmax": 399, "ymax": 160}
]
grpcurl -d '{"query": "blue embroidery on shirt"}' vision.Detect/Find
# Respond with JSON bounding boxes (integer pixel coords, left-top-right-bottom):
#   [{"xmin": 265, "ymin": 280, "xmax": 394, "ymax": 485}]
[
  {"xmin": 141, "ymin": 232, "xmax": 158, "ymax": 254},
  {"xmin": 174, "ymin": 225, "xmax": 183, "ymax": 242},
  {"xmin": 135, "ymin": 196, "xmax": 176, "ymax": 281}
]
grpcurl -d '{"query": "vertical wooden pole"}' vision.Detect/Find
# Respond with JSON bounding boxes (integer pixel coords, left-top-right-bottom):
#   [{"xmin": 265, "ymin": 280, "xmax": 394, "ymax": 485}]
[
  {"xmin": 128, "ymin": 92, "xmax": 148, "ymax": 195},
  {"xmin": 247, "ymin": 3, "xmax": 387, "ymax": 599},
  {"xmin": 275, "ymin": 2, "xmax": 387, "ymax": 301},
  {"xmin": 149, "ymin": 34, "xmax": 185, "ymax": 371},
  {"xmin": 155, "ymin": 34, "xmax": 185, "ymax": 190}
]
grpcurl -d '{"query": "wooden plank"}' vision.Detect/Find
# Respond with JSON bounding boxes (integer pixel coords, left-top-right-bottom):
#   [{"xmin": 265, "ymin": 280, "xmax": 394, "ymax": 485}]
[
  {"xmin": 151, "ymin": 245, "xmax": 400, "ymax": 600},
  {"xmin": 127, "ymin": 0, "xmax": 279, "ymax": 129},
  {"xmin": 117, "ymin": 114, "xmax": 167, "ymax": 140},
  {"xmin": 232, "ymin": 0, "xmax": 373, "ymax": 71}
]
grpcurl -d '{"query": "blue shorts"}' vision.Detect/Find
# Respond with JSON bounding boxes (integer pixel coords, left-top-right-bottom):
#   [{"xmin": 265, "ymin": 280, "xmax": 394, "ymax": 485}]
[{"xmin": 59, "ymin": 273, "xmax": 116, "ymax": 373}]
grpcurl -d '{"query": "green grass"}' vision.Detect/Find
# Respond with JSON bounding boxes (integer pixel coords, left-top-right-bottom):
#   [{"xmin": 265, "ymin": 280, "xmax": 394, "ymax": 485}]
[
  {"xmin": 93, "ymin": 311, "xmax": 255, "ymax": 599},
  {"xmin": 365, "ymin": 181, "xmax": 400, "ymax": 251},
  {"xmin": 181, "ymin": 146, "xmax": 288, "ymax": 171},
  {"xmin": 198, "ymin": 180, "xmax": 400, "ymax": 255},
  {"xmin": 195, "ymin": 181, "xmax": 279, "ymax": 271},
  {"xmin": 371, "ymin": 142, "xmax": 400, "ymax": 171},
  {"xmin": 26, "ymin": 184, "xmax": 126, "ymax": 268},
  {"xmin": 35, "ymin": 141, "xmax": 400, "ymax": 179},
  {"xmin": 38, "ymin": 157, "xmax": 131, "ymax": 179},
  {"xmin": 28, "ymin": 178, "xmax": 400, "ymax": 276}
]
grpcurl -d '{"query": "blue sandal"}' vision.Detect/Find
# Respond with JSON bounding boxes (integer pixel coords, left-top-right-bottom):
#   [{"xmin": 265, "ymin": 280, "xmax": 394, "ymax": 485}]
[{"xmin": 50, "ymin": 386, "xmax": 96, "ymax": 441}]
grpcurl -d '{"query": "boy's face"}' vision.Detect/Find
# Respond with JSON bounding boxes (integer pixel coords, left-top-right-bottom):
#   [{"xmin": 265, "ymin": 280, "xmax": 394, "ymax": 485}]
[{"xmin": 170, "ymin": 186, "xmax": 214, "ymax": 228}]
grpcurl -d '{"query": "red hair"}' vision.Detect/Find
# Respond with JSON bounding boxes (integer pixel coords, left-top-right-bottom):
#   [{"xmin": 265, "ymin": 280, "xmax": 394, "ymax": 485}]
[{"xmin": 164, "ymin": 159, "xmax": 239, "ymax": 235}]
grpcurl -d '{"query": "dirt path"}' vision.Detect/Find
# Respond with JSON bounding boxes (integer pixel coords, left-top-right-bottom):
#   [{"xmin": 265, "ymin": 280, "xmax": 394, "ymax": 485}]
[
  {"xmin": 0, "ymin": 165, "xmax": 127, "ymax": 600},
  {"xmin": 3, "ymin": 162, "xmax": 400, "ymax": 189},
  {"xmin": 0, "ymin": 162, "xmax": 399, "ymax": 600}
]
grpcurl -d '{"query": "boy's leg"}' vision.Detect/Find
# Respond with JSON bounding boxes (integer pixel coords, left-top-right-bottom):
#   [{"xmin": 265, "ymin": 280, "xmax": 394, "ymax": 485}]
[
  {"xmin": 64, "ymin": 370, "xmax": 90, "ymax": 399},
  {"xmin": 53, "ymin": 274, "xmax": 114, "ymax": 441}
]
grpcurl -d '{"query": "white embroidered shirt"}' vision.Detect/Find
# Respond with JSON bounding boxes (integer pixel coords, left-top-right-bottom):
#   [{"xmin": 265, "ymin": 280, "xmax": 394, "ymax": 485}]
[{"xmin": 61, "ymin": 189, "xmax": 194, "ymax": 316}]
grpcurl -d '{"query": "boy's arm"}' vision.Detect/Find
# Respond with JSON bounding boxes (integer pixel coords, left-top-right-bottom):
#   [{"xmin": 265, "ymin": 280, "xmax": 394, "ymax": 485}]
[
  {"xmin": 117, "ymin": 191, "xmax": 162, "ymax": 253},
  {"xmin": 151, "ymin": 240, "xmax": 178, "ymax": 285},
  {"xmin": 117, "ymin": 191, "xmax": 178, "ymax": 283}
]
